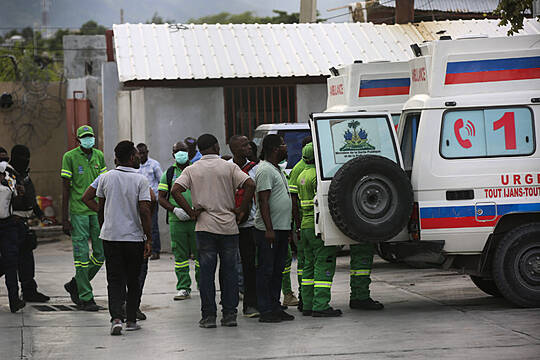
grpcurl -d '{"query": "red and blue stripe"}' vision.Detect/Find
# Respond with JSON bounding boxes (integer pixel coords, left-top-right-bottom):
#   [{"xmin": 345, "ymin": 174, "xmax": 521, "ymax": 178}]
[
  {"xmin": 420, "ymin": 202, "xmax": 540, "ymax": 229},
  {"xmin": 358, "ymin": 78, "xmax": 410, "ymax": 97},
  {"xmin": 445, "ymin": 56, "xmax": 540, "ymax": 85}
]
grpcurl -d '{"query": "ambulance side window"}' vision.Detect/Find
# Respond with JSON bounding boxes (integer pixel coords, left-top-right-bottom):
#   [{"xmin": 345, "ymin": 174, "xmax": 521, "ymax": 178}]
[
  {"xmin": 440, "ymin": 107, "xmax": 534, "ymax": 159},
  {"xmin": 400, "ymin": 112, "xmax": 420, "ymax": 175}
]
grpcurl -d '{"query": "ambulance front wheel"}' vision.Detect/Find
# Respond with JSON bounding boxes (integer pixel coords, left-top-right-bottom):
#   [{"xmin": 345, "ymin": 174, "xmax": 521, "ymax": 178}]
[
  {"xmin": 492, "ymin": 223, "xmax": 540, "ymax": 308},
  {"xmin": 469, "ymin": 276, "xmax": 501, "ymax": 297},
  {"xmin": 328, "ymin": 155, "xmax": 413, "ymax": 243}
]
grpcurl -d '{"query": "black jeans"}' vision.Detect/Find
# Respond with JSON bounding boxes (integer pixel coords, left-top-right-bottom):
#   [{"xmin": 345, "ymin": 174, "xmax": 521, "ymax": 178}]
[
  {"xmin": 103, "ymin": 240, "xmax": 144, "ymax": 323},
  {"xmin": 239, "ymin": 227, "xmax": 257, "ymax": 310},
  {"xmin": 151, "ymin": 204, "xmax": 161, "ymax": 254},
  {"xmin": 0, "ymin": 219, "xmax": 20, "ymax": 303},
  {"xmin": 16, "ymin": 221, "xmax": 38, "ymax": 295},
  {"xmin": 255, "ymin": 229, "xmax": 289, "ymax": 315},
  {"xmin": 196, "ymin": 231, "xmax": 239, "ymax": 317}
]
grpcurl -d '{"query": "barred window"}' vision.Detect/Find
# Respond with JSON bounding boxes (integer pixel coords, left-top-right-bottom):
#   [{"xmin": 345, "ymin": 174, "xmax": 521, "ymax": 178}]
[{"xmin": 224, "ymin": 85, "xmax": 296, "ymax": 141}]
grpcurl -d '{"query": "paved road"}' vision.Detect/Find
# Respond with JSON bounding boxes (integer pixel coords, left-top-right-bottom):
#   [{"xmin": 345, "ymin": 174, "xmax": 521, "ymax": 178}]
[{"xmin": 1, "ymin": 238, "xmax": 539, "ymax": 359}]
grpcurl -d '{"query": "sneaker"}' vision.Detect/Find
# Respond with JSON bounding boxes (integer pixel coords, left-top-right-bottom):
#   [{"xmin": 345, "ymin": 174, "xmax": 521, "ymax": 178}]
[
  {"xmin": 136, "ymin": 308, "xmax": 147, "ymax": 321},
  {"xmin": 302, "ymin": 310, "xmax": 312, "ymax": 316},
  {"xmin": 174, "ymin": 289, "xmax": 191, "ymax": 300},
  {"xmin": 221, "ymin": 313, "xmax": 238, "ymax": 327},
  {"xmin": 282, "ymin": 292, "xmax": 299, "ymax": 306},
  {"xmin": 258, "ymin": 312, "xmax": 281, "ymax": 323},
  {"xmin": 88, "ymin": 298, "xmax": 105, "ymax": 310},
  {"xmin": 23, "ymin": 291, "xmax": 50, "ymax": 303},
  {"xmin": 125, "ymin": 321, "xmax": 141, "ymax": 331},
  {"xmin": 78, "ymin": 299, "xmax": 100, "ymax": 312},
  {"xmin": 312, "ymin": 307, "xmax": 342, "ymax": 317},
  {"xmin": 110, "ymin": 319, "xmax": 123, "ymax": 336},
  {"xmin": 243, "ymin": 306, "xmax": 260, "ymax": 318},
  {"xmin": 64, "ymin": 278, "xmax": 81, "ymax": 305},
  {"xmin": 150, "ymin": 253, "xmax": 160, "ymax": 260},
  {"xmin": 277, "ymin": 310, "xmax": 295, "ymax": 321},
  {"xmin": 9, "ymin": 298, "xmax": 26, "ymax": 313},
  {"xmin": 199, "ymin": 316, "xmax": 217, "ymax": 328},
  {"xmin": 349, "ymin": 298, "xmax": 384, "ymax": 310}
]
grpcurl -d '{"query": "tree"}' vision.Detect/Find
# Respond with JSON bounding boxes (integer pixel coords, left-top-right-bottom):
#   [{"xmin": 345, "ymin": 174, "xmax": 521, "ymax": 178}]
[
  {"xmin": 146, "ymin": 12, "xmax": 175, "ymax": 24},
  {"xmin": 188, "ymin": 10, "xmax": 310, "ymax": 24},
  {"xmin": 79, "ymin": 20, "xmax": 107, "ymax": 35},
  {"xmin": 495, "ymin": 0, "xmax": 539, "ymax": 35}
]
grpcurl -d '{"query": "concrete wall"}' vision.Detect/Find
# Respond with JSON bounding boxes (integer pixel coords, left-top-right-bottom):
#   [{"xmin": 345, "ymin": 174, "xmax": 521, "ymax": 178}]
[
  {"xmin": 296, "ymin": 83, "xmax": 327, "ymax": 122},
  {"xmin": 63, "ymin": 35, "xmax": 107, "ymax": 79},
  {"xmin": 0, "ymin": 82, "xmax": 67, "ymax": 221}
]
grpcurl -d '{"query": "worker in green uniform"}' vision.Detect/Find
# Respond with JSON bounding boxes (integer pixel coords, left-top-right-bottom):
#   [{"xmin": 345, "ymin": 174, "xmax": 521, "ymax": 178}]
[
  {"xmin": 349, "ymin": 243, "xmax": 384, "ymax": 309},
  {"xmin": 297, "ymin": 143, "xmax": 341, "ymax": 317},
  {"xmin": 61, "ymin": 125, "xmax": 106, "ymax": 311},
  {"xmin": 158, "ymin": 141, "xmax": 199, "ymax": 301},
  {"xmin": 281, "ymin": 244, "xmax": 298, "ymax": 306},
  {"xmin": 283, "ymin": 136, "xmax": 311, "ymax": 311}
]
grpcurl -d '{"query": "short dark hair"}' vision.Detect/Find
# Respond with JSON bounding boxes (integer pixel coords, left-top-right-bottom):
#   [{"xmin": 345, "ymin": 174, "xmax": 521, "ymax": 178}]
[
  {"xmin": 249, "ymin": 141, "xmax": 257, "ymax": 155},
  {"xmin": 260, "ymin": 134, "xmax": 282, "ymax": 160},
  {"xmin": 0, "ymin": 146, "xmax": 7, "ymax": 154},
  {"xmin": 115, "ymin": 140, "xmax": 136, "ymax": 164},
  {"xmin": 197, "ymin": 134, "xmax": 218, "ymax": 151},
  {"xmin": 136, "ymin": 143, "xmax": 147, "ymax": 149},
  {"xmin": 11, "ymin": 144, "xmax": 29, "ymax": 158},
  {"xmin": 302, "ymin": 135, "xmax": 312, "ymax": 148}
]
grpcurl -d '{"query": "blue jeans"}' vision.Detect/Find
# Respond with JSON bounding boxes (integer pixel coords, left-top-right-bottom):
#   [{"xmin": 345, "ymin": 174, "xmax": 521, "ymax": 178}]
[
  {"xmin": 255, "ymin": 229, "xmax": 289, "ymax": 315},
  {"xmin": 151, "ymin": 204, "xmax": 161, "ymax": 254},
  {"xmin": 196, "ymin": 231, "xmax": 239, "ymax": 317}
]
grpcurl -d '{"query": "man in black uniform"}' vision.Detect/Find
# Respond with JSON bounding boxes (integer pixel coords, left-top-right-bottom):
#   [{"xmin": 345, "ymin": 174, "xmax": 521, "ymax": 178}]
[{"xmin": 6, "ymin": 145, "xmax": 50, "ymax": 302}]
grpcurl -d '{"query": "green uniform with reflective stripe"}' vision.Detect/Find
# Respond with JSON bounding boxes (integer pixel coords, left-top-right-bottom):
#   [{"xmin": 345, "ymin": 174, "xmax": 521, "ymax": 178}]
[
  {"xmin": 60, "ymin": 146, "xmax": 106, "ymax": 302},
  {"xmin": 350, "ymin": 243, "xmax": 375, "ymax": 300},
  {"xmin": 158, "ymin": 164, "xmax": 199, "ymax": 291},
  {"xmin": 297, "ymin": 164, "xmax": 338, "ymax": 312},
  {"xmin": 282, "ymin": 159, "xmax": 307, "ymax": 297}
]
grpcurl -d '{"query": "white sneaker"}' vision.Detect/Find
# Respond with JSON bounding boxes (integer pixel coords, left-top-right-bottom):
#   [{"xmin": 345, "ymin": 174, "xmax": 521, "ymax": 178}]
[
  {"xmin": 110, "ymin": 319, "xmax": 123, "ymax": 336},
  {"xmin": 174, "ymin": 289, "xmax": 191, "ymax": 300}
]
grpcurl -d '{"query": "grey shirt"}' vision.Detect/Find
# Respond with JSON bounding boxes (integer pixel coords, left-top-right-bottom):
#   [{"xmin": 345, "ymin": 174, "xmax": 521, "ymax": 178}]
[
  {"xmin": 96, "ymin": 166, "xmax": 151, "ymax": 242},
  {"xmin": 254, "ymin": 160, "xmax": 292, "ymax": 231}
]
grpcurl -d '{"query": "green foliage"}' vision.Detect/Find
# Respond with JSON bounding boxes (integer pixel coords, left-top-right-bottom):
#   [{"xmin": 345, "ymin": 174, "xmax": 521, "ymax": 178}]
[
  {"xmin": 146, "ymin": 12, "xmax": 175, "ymax": 24},
  {"xmin": 188, "ymin": 10, "xmax": 302, "ymax": 24},
  {"xmin": 79, "ymin": 20, "xmax": 107, "ymax": 35},
  {"xmin": 495, "ymin": 0, "xmax": 539, "ymax": 35}
]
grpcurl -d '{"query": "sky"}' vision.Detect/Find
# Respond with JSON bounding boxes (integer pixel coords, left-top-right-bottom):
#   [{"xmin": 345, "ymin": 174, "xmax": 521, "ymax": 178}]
[{"xmin": 0, "ymin": 0, "xmax": 355, "ymax": 31}]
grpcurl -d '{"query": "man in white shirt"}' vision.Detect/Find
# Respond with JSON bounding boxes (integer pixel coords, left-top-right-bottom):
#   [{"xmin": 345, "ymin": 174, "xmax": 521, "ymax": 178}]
[{"xmin": 96, "ymin": 141, "xmax": 153, "ymax": 336}]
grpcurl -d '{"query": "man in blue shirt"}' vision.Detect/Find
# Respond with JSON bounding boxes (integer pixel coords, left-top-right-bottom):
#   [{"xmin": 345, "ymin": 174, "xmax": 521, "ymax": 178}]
[
  {"xmin": 185, "ymin": 137, "xmax": 202, "ymax": 163},
  {"xmin": 136, "ymin": 143, "xmax": 163, "ymax": 260}
]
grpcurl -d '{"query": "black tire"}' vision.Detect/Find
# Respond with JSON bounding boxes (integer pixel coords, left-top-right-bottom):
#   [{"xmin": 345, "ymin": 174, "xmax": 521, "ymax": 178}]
[
  {"xmin": 376, "ymin": 243, "xmax": 399, "ymax": 263},
  {"xmin": 492, "ymin": 223, "xmax": 540, "ymax": 308},
  {"xmin": 470, "ymin": 275, "xmax": 501, "ymax": 297},
  {"xmin": 328, "ymin": 155, "xmax": 413, "ymax": 243}
]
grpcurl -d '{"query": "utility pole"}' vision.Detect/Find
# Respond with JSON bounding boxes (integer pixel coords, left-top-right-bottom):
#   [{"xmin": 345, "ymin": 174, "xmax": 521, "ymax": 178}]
[
  {"xmin": 395, "ymin": 0, "xmax": 415, "ymax": 24},
  {"xmin": 120, "ymin": 9, "xmax": 124, "ymax": 24},
  {"xmin": 300, "ymin": 0, "xmax": 317, "ymax": 23},
  {"xmin": 534, "ymin": 0, "xmax": 540, "ymax": 17}
]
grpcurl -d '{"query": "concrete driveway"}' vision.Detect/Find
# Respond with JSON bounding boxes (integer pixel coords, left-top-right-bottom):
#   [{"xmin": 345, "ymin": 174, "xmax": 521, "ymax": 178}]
[{"xmin": 1, "ymin": 238, "xmax": 539, "ymax": 359}]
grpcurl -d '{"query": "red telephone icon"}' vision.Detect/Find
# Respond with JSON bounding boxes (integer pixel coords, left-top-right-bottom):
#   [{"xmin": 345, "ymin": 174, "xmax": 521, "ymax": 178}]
[{"xmin": 454, "ymin": 118, "xmax": 472, "ymax": 149}]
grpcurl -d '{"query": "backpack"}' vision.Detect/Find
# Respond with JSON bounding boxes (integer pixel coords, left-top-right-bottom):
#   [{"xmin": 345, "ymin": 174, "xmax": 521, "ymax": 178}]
[{"xmin": 235, "ymin": 161, "xmax": 256, "ymax": 208}]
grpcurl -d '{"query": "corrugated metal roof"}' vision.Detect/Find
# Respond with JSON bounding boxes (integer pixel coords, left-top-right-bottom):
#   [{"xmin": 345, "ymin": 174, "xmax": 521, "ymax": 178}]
[
  {"xmin": 113, "ymin": 19, "xmax": 540, "ymax": 82},
  {"xmin": 383, "ymin": 0, "xmax": 500, "ymax": 13}
]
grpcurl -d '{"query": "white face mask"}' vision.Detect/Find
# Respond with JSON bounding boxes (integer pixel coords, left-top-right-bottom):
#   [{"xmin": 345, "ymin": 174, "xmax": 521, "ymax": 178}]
[
  {"xmin": 278, "ymin": 160, "xmax": 287, "ymax": 170},
  {"xmin": 0, "ymin": 161, "xmax": 7, "ymax": 173}
]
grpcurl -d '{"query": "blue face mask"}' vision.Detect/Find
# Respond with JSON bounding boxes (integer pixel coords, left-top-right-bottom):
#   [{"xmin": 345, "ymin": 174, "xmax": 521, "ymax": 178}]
[
  {"xmin": 80, "ymin": 137, "xmax": 95, "ymax": 149},
  {"xmin": 174, "ymin": 151, "xmax": 189, "ymax": 165}
]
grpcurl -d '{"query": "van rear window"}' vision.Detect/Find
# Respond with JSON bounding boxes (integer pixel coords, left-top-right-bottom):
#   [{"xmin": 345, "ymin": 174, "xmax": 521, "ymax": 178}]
[{"xmin": 440, "ymin": 107, "xmax": 535, "ymax": 159}]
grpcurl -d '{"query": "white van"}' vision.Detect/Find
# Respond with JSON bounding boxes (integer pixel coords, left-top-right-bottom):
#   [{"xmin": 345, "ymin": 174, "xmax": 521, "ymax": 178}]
[{"xmin": 310, "ymin": 34, "xmax": 540, "ymax": 307}]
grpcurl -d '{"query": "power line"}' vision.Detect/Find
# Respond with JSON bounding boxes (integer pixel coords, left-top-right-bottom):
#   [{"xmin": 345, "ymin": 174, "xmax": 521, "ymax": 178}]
[{"xmin": 324, "ymin": 11, "xmax": 353, "ymax": 21}]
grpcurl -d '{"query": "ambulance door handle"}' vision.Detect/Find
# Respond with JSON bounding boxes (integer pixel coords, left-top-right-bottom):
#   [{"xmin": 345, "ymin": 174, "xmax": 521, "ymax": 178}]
[{"xmin": 446, "ymin": 190, "xmax": 474, "ymax": 201}]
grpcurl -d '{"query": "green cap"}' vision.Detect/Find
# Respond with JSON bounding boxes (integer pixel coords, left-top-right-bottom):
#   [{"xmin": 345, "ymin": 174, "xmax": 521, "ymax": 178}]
[
  {"xmin": 302, "ymin": 142, "xmax": 314, "ymax": 162},
  {"xmin": 77, "ymin": 125, "xmax": 94, "ymax": 138}
]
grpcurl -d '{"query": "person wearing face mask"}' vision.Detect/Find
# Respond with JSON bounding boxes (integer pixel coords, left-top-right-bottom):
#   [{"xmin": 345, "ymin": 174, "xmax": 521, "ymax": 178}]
[
  {"xmin": 158, "ymin": 141, "xmax": 199, "ymax": 301},
  {"xmin": 7, "ymin": 145, "xmax": 50, "ymax": 303},
  {"xmin": 61, "ymin": 125, "xmax": 107, "ymax": 311}
]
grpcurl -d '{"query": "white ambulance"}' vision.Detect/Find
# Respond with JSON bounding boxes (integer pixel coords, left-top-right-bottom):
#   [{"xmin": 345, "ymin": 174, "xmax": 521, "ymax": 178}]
[{"xmin": 310, "ymin": 34, "xmax": 540, "ymax": 307}]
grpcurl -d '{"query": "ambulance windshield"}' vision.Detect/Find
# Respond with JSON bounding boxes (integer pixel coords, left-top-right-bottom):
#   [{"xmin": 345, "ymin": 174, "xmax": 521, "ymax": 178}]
[{"xmin": 314, "ymin": 115, "xmax": 399, "ymax": 180}]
